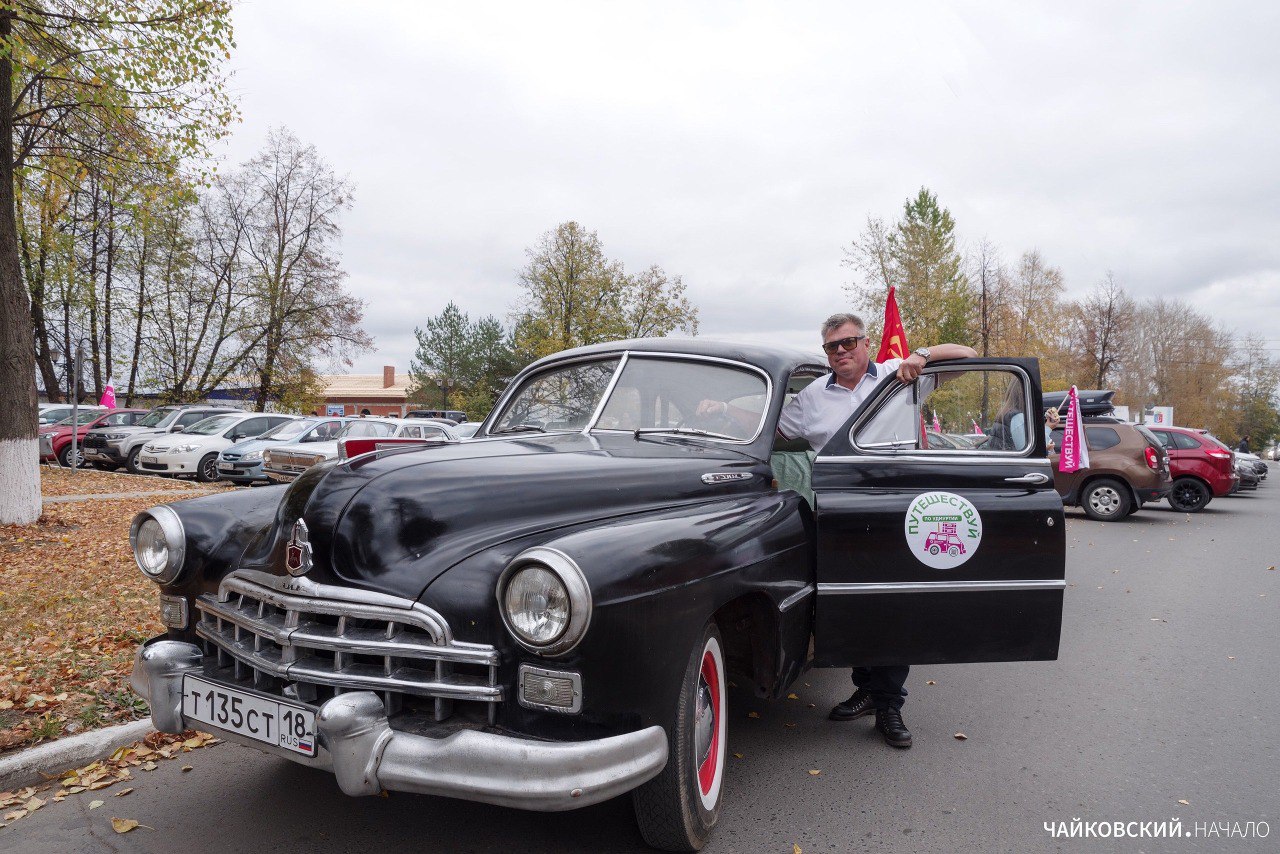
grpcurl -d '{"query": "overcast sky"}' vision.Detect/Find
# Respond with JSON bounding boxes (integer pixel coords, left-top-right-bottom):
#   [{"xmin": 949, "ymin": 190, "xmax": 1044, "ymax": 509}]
[{"xmin": 219, "ymin": 1, "xmax": 1280, "ymax": 374}]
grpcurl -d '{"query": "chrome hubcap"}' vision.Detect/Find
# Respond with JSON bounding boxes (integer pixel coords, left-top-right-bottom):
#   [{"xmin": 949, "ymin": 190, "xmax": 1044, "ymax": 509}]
[{"xmin": 694, "ymin": 680, "xmax": 715, "ymax": 766}]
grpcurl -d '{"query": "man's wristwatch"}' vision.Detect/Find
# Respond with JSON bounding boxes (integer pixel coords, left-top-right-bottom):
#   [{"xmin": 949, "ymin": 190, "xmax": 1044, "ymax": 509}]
[{"xmin": 913, "ymin": 347, "xmax": 931, "ymax": 362}]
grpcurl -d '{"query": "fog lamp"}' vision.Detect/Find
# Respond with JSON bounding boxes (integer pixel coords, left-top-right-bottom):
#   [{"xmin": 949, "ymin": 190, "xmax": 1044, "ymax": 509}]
[
  {"xmin": 518, "ymin": 664, "xmax": 582, "ymax": 713},
  {"xmin": 160, "ymin": 595, "xmax": 188, "ymax": 629}
]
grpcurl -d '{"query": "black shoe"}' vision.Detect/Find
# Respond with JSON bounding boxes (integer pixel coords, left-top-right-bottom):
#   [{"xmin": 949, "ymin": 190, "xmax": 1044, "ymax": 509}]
[
  {"xmin": 829, "ymin": 689, "xmax": 875, "ymax": 721},
  {"xmin": 875, "ymin": 707, "xmax": 912, "ymax": 748}
]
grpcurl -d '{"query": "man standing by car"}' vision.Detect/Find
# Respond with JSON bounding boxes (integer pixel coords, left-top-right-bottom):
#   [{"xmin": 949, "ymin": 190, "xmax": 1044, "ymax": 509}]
[
  {"xmin": 1239, "ymin": 435, "xmax": 1250, "ymax": 454},
  {"xmin": 779, "ymin": 312, "xmax": 975, "ymax": 749}
]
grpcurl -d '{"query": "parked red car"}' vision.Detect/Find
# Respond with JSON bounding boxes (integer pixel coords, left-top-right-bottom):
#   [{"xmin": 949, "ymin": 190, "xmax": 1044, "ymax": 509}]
[
  {"xmin": 1145, "ymin": 425, "xmax": 1238, "ymax": 512},
  {"xmin": 39, "ymin": 408, "xmax": 148, "ymax": 468}
]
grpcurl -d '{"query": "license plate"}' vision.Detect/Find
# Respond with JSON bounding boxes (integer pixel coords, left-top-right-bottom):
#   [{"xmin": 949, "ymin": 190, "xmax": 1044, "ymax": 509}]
[
  {"xmin": 218, "ymin": 463, "xmax": 236, "ymax": 471},
  {"xmin": 141, "ymin": 455, "xmax": 158, "ymax": 464},
  {"xmin": 182, "ymin": 675, "xmax": 316, "ymax": 757}
]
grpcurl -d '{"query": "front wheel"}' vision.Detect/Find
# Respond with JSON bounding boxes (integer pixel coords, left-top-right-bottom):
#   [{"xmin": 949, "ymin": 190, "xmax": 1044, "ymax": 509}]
[
  {"xmin": 1168, "ymin": 477, "xmax": 1211, "ymax": 512},
  {"xmin": 126, "ymin": 446, "xmax": 143, "ymax": 475},
  {"xmin": 57, "ymin": 444, "xmax": 86, "ymax": 468},
  {"xmin": 195, "ymin": 453, "xmax": 220, "ymax": 483},
  {"xmin": 633, "ymin": 622, "xmax": 726, "ymax": 851}
]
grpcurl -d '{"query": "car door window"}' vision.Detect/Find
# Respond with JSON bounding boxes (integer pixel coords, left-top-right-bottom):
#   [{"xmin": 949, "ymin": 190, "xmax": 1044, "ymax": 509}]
[
  {"xmin": 854, "ymin": 368, "xmax": 1032, "ymax": 453},
  {"xmin": 230, "ymin": 417, "xmax": 269, "ymax": 438}
]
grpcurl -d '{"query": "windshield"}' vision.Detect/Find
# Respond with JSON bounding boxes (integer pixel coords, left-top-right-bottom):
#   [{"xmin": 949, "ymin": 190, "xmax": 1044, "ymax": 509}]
[
  {"xmin": 339, "ymin": 421, "xmax": 396, "ymax": 438},
  {"xmin": 492, "ymin": 355, "xmax": 769, "ymax": 441},
  {"xmin": 259, "ymin": 418, "xmax": 315, "ymax": 441},
  {"xmin": 185, "ymin": 415, "xmax": 238, "ymax": 436},
  {"xmin": 137, "ymin": 408, "xmax": 175, "ymax": 428},
  {"xmin": 56, "ymin": 410, "xmax": 104, "ymax": 426}
]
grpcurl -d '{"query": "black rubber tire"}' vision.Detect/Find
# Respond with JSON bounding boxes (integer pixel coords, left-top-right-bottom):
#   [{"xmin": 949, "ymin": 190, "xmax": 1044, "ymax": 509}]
[
  {"xmin": 126, "ymin": 446, "xmax": 144, "ymax": 475},
  {"xmin": 91, "ymin": 461, "xmax": 119, "ymax": 472},
  {"xmin": 57, "ymin": 444, "xmax": 85, "ymax": 468},
  {"xmin": 1080, "ymin": 477, "xmax": 1132, "ymax": 521},
  {"xmin": 1168, "ymin": 477, "xmax": 1211, "ymax": 513},
  {"xmin": 195, "ymin": 453, "xmax": 220, "ymax": 483},
  {"xmin": 633, "ymin": 621, "xmax": 726, "ymax": 851}
]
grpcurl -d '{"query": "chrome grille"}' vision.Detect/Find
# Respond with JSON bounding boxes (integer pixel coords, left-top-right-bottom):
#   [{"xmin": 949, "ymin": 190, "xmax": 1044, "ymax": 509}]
[
  {"xmin": 264, "ymin": 450, "xmax": 323, "ymax": 473},
  {"xmin": 195, "ymin": 570, "xmax": 501, "ymax": 723}
]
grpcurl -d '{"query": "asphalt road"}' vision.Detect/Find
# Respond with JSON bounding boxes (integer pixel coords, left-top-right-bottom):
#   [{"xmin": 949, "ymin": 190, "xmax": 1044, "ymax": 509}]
[{"xmin": 8, "ymin": 471, "xmax": 1279, "ymax": 853}]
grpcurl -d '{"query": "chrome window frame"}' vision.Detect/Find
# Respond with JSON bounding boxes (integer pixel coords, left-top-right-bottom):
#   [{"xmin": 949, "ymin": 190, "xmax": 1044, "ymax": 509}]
[
  {"xmin": 481, "ymin": 350, "xmax": 775, "ymax": 446},
  {"xmin": 824, "ymin": 364, "xmax": 1041, "ymax": 463}
]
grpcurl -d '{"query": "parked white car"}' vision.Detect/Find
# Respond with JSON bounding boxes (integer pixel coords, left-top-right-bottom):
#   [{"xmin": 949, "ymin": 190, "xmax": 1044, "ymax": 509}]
[
  {"xmin": 263, "ymin": 417, "xmax": 455, "ymax": 481},
  {"xmin": 138, "ymin": 412, "xmax": 298, "ymax": 482}
]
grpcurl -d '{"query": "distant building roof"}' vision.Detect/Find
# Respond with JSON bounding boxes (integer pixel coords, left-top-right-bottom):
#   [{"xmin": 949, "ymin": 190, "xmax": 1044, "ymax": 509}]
[{"xmin": 320, "ymin": 367, "xmax": 413, "ymax": 401}]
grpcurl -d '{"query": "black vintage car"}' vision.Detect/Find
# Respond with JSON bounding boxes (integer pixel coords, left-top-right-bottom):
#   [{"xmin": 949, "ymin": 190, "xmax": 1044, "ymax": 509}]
[{"xmin": 130, "ymin": 339, "xmax": 1065, "ymax": 851}]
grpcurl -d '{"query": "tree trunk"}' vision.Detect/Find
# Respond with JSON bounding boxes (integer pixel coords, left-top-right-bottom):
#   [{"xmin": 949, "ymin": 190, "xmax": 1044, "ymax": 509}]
[
  {"xmin": 0, "ymin": 9, "xmax": 42, "ymax": 523},
  {"xmin": 126, "ymin": 232, "xmax": 148, "ymax": 406}
]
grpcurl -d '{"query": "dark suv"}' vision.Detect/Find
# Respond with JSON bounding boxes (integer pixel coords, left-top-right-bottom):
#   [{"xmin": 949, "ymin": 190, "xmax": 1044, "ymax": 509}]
[{"xmin": 1043, "ymin": 391, "xmax": 1171, "ymax": 521}]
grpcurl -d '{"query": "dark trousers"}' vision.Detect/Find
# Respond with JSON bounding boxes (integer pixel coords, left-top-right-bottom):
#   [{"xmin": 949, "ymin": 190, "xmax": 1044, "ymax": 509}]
[{"xmin": 851, "ymin": 665, "xmax": 909, "ymax": 710}]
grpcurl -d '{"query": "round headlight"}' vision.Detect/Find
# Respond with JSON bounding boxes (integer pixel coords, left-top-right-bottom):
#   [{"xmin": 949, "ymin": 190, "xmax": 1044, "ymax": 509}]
[
  {"xmin": 498, "ymin": 547, "xmax": 592, "ymax": 656},
  {"xmin": 129, "ymin": 506, "xmax": 186, "ymax": 584},
  {"xmin": 504, "ymin": 566, "xmax": 570, "ymax": 645},
  {"xmin": 135, "ymin": 518, "xmax": 169, "ymax": 576}
]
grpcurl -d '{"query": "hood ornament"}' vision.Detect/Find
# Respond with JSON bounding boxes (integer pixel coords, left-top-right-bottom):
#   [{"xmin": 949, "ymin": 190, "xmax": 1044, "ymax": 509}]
[{"xmin": 285, "ymin": 518, "xmax": 313, "ymax": 577}]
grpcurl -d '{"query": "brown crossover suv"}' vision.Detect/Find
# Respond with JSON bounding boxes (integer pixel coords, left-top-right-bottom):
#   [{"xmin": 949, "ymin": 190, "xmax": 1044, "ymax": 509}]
[{"xmin": 1048, "ymin": 418, "xmax": 1172, "ymax": 521}]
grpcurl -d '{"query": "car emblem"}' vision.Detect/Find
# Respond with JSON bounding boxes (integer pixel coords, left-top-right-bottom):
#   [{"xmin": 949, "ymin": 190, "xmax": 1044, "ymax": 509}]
[
  {"xmin": 285, "ymin": 519, "xmax": 312, "ymax": 577},
  {"xmin": 701, "ymin": 472, "xmax": 753, "ymax": 484}
]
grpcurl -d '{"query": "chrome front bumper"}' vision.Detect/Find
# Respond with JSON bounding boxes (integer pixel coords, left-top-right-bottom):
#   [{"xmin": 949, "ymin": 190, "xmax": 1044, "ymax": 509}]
[{"xmin": 132, "ymin": 640, "xmax": 668, "ymax": 811}]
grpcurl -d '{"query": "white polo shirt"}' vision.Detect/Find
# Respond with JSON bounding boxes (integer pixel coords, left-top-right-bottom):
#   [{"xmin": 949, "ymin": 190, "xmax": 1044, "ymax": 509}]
[{"xmin": 778, "ymin": 359, "xmax": 902, "ymax": 452}]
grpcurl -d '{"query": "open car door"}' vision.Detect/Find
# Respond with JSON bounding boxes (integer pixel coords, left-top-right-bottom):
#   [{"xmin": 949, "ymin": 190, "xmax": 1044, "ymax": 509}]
[{"xmin": 811, "ymin": 358, "xmax": 1065, "ymax": 667}]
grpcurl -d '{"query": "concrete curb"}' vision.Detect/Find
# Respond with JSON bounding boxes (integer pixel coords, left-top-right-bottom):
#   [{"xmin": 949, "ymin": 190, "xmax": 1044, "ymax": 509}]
[{"xmin": 0, "ymin": 719, "xmax": 154, "ymax": 791}]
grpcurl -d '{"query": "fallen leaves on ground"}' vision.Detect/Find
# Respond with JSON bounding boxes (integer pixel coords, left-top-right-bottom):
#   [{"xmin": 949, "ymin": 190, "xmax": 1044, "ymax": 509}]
[
  {"xmin": 0, "ymin": 494, "xmax": 178, "ymax": 751},
  {"xmin": 0, "ymin": 730, "xmax": 219, "ymax": 828},
  {"xmin": 110, "ymin": 817, "xmax": 141, "ymax": 833},
  {"xmin": 37, "ymin": 465, "xmax": 217, "ymax": 498},
  {"xmin": 954, "ymin": 732, "xmax": 968, "ymax": 740},
  {"xmin": 807, "ymin": 769, "xmax": 821, "ymax": 776}
]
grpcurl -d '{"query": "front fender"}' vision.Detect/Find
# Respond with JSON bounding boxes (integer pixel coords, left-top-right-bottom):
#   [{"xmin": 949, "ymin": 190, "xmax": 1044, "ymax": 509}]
[{"xmin": 421, "ymin": 491, "xmax": 811, "ymax": 739}]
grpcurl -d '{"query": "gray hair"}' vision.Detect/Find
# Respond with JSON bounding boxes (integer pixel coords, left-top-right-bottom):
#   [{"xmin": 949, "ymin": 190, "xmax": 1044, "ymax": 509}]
[{"xmin": 820, "ymin": 313, "xmax": 865, "ymax": 339}]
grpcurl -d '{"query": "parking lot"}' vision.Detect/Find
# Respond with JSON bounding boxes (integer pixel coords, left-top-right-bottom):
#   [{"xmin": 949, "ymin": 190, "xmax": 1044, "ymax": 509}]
[{"xmin": 5, "ymin": 467, "xmax": 1275, "ymax": 853}]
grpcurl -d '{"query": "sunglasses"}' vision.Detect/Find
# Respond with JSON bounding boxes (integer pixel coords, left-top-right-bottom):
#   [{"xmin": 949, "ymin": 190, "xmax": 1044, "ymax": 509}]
[{"xmin": 822, "ymin": 335, "xmax": 866, "ymax": 355}]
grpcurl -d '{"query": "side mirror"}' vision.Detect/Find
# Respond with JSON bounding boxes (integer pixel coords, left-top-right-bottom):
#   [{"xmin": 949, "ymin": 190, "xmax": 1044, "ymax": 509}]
[
  {"xmin": 170, "ymin": 425, "xmax": 185, "ymax": 433},
  {"xmin": 231, "ymin": 433, "xmax": 247, "ymax": 442}
]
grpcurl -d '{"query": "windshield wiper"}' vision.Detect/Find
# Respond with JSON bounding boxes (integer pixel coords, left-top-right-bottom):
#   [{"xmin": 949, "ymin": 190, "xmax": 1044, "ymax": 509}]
[
  {"xmin": 633, "ymin": 427, "xmax": 739, "ymax": 442},
  {"xmin": 493, "ymin": 424, "xmax": 547, "ymax": 434}
]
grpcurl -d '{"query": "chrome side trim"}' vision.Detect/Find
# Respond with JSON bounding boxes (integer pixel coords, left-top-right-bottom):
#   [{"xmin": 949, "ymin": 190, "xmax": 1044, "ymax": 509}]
[
  {"xmin": 818, "ymin": 579, "xmax": 1066, "ymax": 594},
  {"xmin": 778, "ymin": 585, "xmax": 815, "ymax": 612},
  {"xmin": 816, "ymin": 454, "xmax": 1054, "ymax": 466}
]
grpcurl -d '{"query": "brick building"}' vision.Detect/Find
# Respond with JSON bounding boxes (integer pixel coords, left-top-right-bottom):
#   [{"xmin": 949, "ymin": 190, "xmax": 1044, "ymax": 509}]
[{"xmin": 312, "ymin": 366, "xmax": 419, "ymax": 417}]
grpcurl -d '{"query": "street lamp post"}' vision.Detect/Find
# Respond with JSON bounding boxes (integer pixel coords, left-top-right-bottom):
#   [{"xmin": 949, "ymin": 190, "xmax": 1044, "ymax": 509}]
[{"xmin": 437, "ymin": 377, "xmax": 452, "ymax": 409}]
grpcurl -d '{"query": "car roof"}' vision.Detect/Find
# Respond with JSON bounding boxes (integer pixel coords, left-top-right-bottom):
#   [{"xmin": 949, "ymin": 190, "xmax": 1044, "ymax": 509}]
[{"xmin": 525, "ymin": 337, "xmax": 825, "ymax": 378}]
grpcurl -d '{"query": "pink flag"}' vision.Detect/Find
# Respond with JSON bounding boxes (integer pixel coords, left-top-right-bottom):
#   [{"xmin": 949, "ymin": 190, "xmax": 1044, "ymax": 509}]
[
  {"xmin": 1058, "ymin": 385, "xmax": 1091, "ymax": 473},
  {"xmin": 932, "ymin": 413, "xmax": 942, "ymax": 432},
  {"xmin": 99, "ymin": 376, "xmax": 116, "ymax": 409},
  {"xmin": 971, "ymin": 420, "xmax": 984, "ymax": 435}
]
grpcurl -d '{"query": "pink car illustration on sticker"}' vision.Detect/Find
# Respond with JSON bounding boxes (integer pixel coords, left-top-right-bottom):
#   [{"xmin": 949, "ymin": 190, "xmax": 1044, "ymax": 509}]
[{"xmin": 924, "ymin": 522, "xmax": 966, "ymax": 558}]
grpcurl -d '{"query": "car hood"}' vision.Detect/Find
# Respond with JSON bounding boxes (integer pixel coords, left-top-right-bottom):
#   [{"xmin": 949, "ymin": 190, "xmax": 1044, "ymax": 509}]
[
  {"xmin": 147, "ymin": 434, "xmax": 223, "ymax": 451},
  {"xmin": 243, "ymin": 432, "xmax": 766, "ymax": 601},
  {"xmin": 223, "ymin": 437, "xmax": 290, "ymax": 456}
]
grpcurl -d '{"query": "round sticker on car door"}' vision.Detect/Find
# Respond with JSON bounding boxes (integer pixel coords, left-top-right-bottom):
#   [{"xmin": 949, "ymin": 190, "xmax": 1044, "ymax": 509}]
[{"xmin": 904, "ymin": 492, "xmax": 982, "ymax": 569}]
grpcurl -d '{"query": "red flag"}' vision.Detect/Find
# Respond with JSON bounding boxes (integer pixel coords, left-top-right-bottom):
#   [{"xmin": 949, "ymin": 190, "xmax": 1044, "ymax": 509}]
[
  {"xmin": 932, "ymin": 412, "xmax": 942, "ymax": 432},
  {"xmin": 99, "ymin": 376, "xmax": 116, "ymax": 409},
  {"xmin": 972, "ymin": 419, "xmax": 984, "ymax": 435},
  {"xmin": 876, "ymin": 286, "xmax": 909, "ymax": 362}
]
